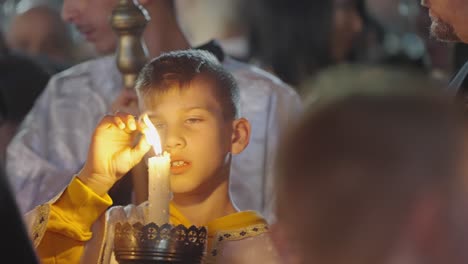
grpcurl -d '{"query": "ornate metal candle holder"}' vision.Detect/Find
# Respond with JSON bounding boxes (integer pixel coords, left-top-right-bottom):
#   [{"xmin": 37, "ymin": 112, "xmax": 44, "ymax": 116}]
[
  {"xmin": 110, "ymin": 0, "xmax": 150, "ymax": 90},
  {"xmin": 114, "ymin": 222, "xmax": 207, "ymax": 264}
]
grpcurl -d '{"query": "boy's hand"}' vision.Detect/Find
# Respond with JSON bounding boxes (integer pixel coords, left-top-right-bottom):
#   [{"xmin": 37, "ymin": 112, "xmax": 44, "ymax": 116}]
[{"xmin": 77, "ymin": 112, "xmax": 151, "ymax": 196}]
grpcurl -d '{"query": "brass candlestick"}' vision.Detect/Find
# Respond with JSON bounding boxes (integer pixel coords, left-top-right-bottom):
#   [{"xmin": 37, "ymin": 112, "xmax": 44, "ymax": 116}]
[
  {"xmin": 111, "ymin": 0, "xmax": 150, "ymax": 89},
  {"xmin": 114, "ymin": 222, "xmax": 207, "ymax": 264},
  {"xmin": 110, "ymin": 0, "xmax": 150, "ymax": 207}
]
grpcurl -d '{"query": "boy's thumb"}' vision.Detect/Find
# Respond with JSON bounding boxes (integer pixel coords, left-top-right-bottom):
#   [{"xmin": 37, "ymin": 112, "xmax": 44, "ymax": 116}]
[{"xmin": 130, "ymin": 134, "xmax": 152, "ymax": 166}]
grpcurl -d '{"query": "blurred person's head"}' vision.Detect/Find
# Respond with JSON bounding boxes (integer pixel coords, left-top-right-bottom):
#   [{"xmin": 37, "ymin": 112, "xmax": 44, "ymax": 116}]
[
  {"xmin": 61, "ymin": 0, "xmax": 181, "ymax": 56},
  {"xmin": 420, "ymin": 0, "xmax": 468, "ymax": 43},
  {"xmin": 61, "ymin": 0, "xmax": 118, "ymax": 55},
  {"xmin": 0, "ymin": 54, "xmax": 50, "ymax": 164},
  {"xmin": 273, "ymin": 66, "xmax": 468, "ymax": 264},
  {"xmin": 331, "ymin": 0, "xmax": 364, "ymax": 62},
  {"xmin": 244, "ymin": 0, "xmax": 364, "ymax": 86},
  {"xmin": 7, "ymin": 5, "xmax": 74, "ymax": 64},
  {"xmin": 174, "ymin": 0, "xmax": 248, "ymax": 60}
]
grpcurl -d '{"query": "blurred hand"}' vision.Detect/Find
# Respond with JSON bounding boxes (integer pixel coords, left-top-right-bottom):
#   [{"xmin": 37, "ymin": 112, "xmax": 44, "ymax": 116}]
[
  {"xmin": 77, "ymin": 112, "xmax": 151, "ymax": 196},
  {"xmin": 110, "ymin": 88, "xmax": 140, "ymax": 116}
]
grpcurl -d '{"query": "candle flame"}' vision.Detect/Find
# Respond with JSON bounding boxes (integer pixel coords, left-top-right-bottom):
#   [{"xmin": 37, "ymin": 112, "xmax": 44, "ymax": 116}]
[{"xmin": 142, "ymin": 114, "xmax": 163, "ymax": 155}]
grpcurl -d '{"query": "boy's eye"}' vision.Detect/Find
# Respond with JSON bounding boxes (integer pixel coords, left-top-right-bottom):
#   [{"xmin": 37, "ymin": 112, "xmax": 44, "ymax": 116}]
[{"xmin": 185, "ymin": 118, "xmax": 203, "ymax": 124}]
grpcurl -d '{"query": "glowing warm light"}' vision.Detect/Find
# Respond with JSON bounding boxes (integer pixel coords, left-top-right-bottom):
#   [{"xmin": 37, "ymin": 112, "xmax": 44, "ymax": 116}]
[
  {"xmin": 142, "ymin": 114, "xmax": 162, "ymax": 155},
  {"xmin": 141, "ymin": 114, "xmax": 171, "ymax": 225}
]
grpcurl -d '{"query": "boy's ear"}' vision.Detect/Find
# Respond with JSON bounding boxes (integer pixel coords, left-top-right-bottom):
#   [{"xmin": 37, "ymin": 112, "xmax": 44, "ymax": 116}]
[{"xmin": 231, "ymin": 118, "xmax": 251, "ymax": 155}]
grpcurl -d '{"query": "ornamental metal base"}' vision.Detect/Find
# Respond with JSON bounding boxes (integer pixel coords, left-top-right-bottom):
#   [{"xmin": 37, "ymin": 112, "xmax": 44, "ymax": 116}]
[{"xmin": 114, "ymin": 222, "xmax": 207, "ymax": 264}]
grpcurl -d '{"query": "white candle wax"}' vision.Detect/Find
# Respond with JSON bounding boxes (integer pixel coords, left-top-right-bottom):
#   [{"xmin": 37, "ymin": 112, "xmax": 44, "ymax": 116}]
[{"xmin": 148, "ymin": 151, "xmax": 171, "ymax": 225}]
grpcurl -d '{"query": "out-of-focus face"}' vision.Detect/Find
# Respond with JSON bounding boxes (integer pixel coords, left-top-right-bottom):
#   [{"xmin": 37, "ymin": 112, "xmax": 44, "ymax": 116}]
[
  {"xmin": 61, "ymin": 0, "xmax": 118, "ymax": 54},
  {"xmin": 140, "ymin": 78, "xmax": 235, "ymax": 195},
  {"xmin": 331, "ymin": 0, "xmax": 363, "ymax": 61},
  {"xmin": 8, "ymin": 14, "xmax": 53, "ymax": 57},
  {"xmin": 7, "ymin": 8, "xmax": 69, "ymax": 62},
  {"xmin": 420, "ymin": 0, "xmax": 468, "ymax": 42}
]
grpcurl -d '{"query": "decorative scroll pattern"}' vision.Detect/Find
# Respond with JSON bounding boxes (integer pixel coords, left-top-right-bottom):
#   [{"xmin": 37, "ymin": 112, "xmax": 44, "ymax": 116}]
[
  {"xmin": 30, "ymin": 204, "xmax": 50, "ymax": 248},
  {"xmin": 206, "ymin": 223, "xmax": 269, "ymax": 263}
]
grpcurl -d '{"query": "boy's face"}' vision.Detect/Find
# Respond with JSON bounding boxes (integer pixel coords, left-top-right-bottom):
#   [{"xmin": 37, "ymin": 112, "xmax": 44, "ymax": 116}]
[{"xmin": 141, "ymin": 78, "xmax": 236, "ymax": 195}]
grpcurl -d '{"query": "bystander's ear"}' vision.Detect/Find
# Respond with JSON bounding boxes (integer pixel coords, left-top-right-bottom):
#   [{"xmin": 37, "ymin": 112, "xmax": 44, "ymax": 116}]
[{"xmin": 230, "ymin": 118, "xmax": 250, "ymax": 155}]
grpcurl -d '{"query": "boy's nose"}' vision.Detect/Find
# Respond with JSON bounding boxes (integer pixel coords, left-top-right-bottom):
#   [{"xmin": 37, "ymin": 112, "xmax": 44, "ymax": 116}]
[{"xmin": 163, "ymin": 128, "xmax": 186, "ymax": 150}]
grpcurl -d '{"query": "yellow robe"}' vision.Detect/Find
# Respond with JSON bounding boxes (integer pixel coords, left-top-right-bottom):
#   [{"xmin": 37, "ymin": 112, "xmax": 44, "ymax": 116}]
[{"xmin": 27, "ymin": 177, "xmax": 274, "ymax": 264}]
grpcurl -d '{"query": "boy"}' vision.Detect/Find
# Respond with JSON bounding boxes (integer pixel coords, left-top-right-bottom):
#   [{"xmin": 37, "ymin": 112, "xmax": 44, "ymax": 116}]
[
  {"xmin": 9, "ymin": 0, "xmax": 302, "ymax": 223},
  {"xmin": 25, "ymin": 50, "xmax": 279, "ymax": 263}
]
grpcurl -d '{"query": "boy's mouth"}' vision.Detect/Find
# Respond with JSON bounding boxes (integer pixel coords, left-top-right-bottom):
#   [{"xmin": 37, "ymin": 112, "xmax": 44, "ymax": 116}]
[{"xmin": 170, "ymin": 160, "xmax": 191, "ymax": 174}]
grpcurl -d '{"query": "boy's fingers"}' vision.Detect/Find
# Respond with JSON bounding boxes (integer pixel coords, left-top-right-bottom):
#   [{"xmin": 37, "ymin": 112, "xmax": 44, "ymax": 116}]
[
  {"xmin": 113, "ymin": 116, "xmax": 126, "ymax": 130},
  {"xmin": 114, "ymin": 112, "xmax": 137, "ymax": 132},
  {"xmin": 98, "ymin": 115, "xmax": 120, "ymax": 130},
  {"xmin": 131, "ymin": 134, "xmax": 152, "ymax": 165},
  {"xmin": 137, "ymin": 113, "xmax": 149, "ymax": 128},
  {"xmin": 127, "ymin": 116, "xmax": 137, "ymax": 131},
  {"xmin": 137, "ymin": 124, "xmax": 149, "ymax": 138}
]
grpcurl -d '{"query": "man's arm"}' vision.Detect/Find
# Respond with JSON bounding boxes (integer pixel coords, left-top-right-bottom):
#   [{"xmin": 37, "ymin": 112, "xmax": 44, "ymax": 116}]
[{"xmin": 6, "ymin": 72, "xmax": 108, "ymax": 213}]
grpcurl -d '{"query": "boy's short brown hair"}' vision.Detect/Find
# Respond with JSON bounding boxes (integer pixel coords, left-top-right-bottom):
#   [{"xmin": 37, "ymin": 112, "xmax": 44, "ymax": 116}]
[{"xmin": 135, "ymin": 49, "xmax": 240, "ymax": 119}]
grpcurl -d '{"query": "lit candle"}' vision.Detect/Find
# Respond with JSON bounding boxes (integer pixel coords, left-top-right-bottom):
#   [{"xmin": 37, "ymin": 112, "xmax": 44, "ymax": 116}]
[
  {"xmin": 142, "ymin": 115, "xmax": 171, "ymax": 225},
  {"xmin": 147, "ymin": 152, "xmax": 171, "ymax": 225}
]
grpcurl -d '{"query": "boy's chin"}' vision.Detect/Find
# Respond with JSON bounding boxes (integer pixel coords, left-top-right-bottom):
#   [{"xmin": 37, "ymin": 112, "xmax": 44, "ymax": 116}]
[{"xmin": 170, "ymin": 177, "xmax": 201, "ymax": 195}]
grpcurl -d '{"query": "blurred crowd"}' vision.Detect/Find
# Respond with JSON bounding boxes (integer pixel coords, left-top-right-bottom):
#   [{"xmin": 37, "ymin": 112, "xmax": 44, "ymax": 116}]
[
  {"xmin": 1, "ymin": 0, "xmax": 465, "ymax": 79},
  {"xmin": 1, "ymin": 0, "xmax": 468, "ymax": 263},
  {"xmin": 0, "ymin": 0, "xmax": 466, "ymax": 156}
]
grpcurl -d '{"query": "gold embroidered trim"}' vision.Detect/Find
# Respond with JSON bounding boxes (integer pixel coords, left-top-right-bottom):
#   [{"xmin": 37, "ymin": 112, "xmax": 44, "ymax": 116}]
[
  {"xmin": 30, "ymin": 204, "xmax": 50, "ymax": 248},
  {"xmin": 205, "ymin": 223, "xmax": 269, "ymax": 263}
]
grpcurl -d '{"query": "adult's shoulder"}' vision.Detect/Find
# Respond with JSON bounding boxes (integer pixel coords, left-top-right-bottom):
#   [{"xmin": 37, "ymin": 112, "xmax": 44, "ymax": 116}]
[
  {"xmin": 52, "ymin": 55, "xmax": 115, "ymax": 80},
  {"xmin": 222, "ymin": 56, "xmax": 299, "ymax": 98},
  {"xmin": 46, "ymin": 55, "xmax": 122, "ymax": 96}
]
